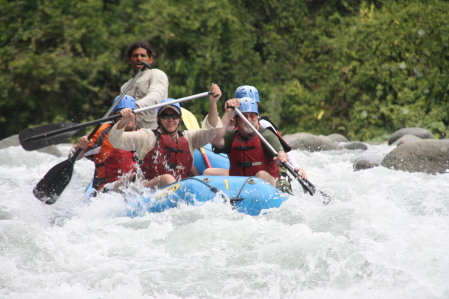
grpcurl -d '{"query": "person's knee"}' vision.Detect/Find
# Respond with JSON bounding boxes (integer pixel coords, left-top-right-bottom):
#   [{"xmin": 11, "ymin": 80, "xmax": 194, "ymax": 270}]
[
  {"xmin": 203, "ymin": 168, "xmax": 229, "ymax": 176},
  {"xmin": 143, "ymin": 174, "xmax": 176, "ymax": 189},
  {"xmin": 202, "ymin": 168, "xmax": 213, "ymax": 175},
  {"xmin": 160, "ymin": 174, "xmax": 176, "ymax": 185},
  {"xmin": 255, "ymin": 171, "xmax": 276, "ymax": 186}
]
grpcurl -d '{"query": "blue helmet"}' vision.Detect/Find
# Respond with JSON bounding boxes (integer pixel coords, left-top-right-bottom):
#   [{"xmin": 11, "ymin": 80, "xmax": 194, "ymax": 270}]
[
  {"xmin": 238, "ymin": 97, "xmax": 259, "ymax": 114},
  {"xmin": 112, "ymin": 95, "xmax": 136, "ymax": 113},
  {"xmin": 234, "ymin": 85, "xmax": 260, "ymax": 103},
  {"xmin": 157, "ymin": 98, "xmax": 182, "ymax": 116}
]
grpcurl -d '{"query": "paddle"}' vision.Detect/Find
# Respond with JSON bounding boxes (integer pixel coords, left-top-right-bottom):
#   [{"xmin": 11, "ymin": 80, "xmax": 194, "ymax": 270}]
[
  {"xmin": 32, "ymin": 62, "xmax": 152, "ymax": 204},
  {"xmin": 181, "ymin": 108, "xmax": 212, "ymax": 168},
  {"xmin": 233, "ymin": 107, "xmax": 319, "ymax": 197},
  {"xmin": 19, "ymin": 123, "xmax": 82, "ymax": 151},
  {"xmin": 19, "ymin": 62, "xmax": 152, "ymax": 151},
  {"xmin": 32, "ymin": 91, "xmax": 211, "ymax": 204}
]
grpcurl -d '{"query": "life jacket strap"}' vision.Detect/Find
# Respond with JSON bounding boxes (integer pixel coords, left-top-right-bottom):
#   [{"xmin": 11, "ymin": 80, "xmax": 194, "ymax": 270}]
[
  {"xmin": 233, "ymin": 146, "xmax": 256, "ymax": 151},
  {"xmin": 237, "ymin": 161, "xmax": 263, "ymax": 168}
]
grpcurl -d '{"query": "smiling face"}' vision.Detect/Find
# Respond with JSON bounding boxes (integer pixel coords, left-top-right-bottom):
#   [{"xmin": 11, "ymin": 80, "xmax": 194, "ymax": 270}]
[
  {"xmin": 158, "ymin": 107, "xmax": 181, "ymax": 136},
  {"xmin": 128, "ymin": 47, "xmax": 153, "ymax": 73}
]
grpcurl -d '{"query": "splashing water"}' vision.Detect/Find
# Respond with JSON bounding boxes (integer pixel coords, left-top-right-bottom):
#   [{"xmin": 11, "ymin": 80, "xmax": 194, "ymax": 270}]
[{"xmin": 1, "ymin": 143, "xmax": 448, "ymax": 298}]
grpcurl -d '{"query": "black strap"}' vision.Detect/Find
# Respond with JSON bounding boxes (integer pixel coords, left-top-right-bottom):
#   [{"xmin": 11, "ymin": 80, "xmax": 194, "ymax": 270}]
[
  {"xmin": 166, "ymin": 162, "xmax": 177, "ymax": 169},
  {"xmin": 233, "ymin": 145, "xmax": 256, "ymax": 151},
  {"xmin": 165, "ymin": 146, "xmax": 184, "ymax": 153}
]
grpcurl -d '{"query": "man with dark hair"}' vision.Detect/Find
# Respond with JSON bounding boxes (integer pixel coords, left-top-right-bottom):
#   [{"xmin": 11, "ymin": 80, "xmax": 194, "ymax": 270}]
[{"xmin": 121, "ymin": 40, "xmax": 169, "ymax": 129}]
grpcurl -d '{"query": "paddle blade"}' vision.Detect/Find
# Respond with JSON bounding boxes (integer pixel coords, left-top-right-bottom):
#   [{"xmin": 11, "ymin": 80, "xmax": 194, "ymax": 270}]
[
  {"xmin": 19, "ymin": 123, "xmax": 80, "ymax": 151},
  {"xmin": 302, "ymin": 179, "xmax": 317, "ymax": 195},
  {"xmin": 33, "ymin": 159, "xmax": 75, "ymax": 204},
  {"xmin": 181, "ymin": 108, "xmax": 200, "ymax": 130}
]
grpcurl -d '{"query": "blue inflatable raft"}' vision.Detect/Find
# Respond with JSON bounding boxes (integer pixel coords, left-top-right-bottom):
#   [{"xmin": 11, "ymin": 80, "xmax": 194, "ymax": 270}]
[
  {"xmin": 125, "ymin": 175, "xmax": 289, "ymax": 217},
  {"xmin": 193, "ymin": 143, "xmax": 229, "ymax": 174},
  {"xmin": 87, "ymin": 145, "xmax": 289, "ymax": 216}
]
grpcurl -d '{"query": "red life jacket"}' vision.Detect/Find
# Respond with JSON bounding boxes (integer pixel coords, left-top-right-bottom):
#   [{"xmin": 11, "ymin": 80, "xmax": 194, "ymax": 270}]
[
  {"xmin": 140, "ymin": 130, "xmax": 193, "ymax": 181},
  {"xmin": 228, "ymin": 130, "xmax": 280, "ymax": 179},
  {"xmin": 87, "ymin": 124, "xmax": 137, "ymax": 190}
]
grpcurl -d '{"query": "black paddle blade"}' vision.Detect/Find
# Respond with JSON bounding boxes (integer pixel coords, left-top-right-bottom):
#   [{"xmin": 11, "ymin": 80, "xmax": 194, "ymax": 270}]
[
  {"xmin": 33, "ymin": 159, "xmax": 75, "ymax": 204},
  {"xmin": 320, "ymin": 191, "xmax": 333, "ymax": 205},
  {"xmin": 303, "ymin": 179, "xmax": 317, "ymax": 195},
  {"xmin": 19, "ymin": 123, "xmax": 80, "ymax": 151}
]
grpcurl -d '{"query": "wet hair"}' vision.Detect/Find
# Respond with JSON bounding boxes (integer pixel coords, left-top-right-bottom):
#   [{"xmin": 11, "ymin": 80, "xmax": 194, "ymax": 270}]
[{"xmin": 126, "ymin": 41, "xmax": 156, "ymax": 58}]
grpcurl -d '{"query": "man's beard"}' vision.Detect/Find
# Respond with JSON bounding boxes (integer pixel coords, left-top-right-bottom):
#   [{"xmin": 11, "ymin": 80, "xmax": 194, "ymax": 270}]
[{"xmin": 241, "ymin": 123, "xmax": 255, "ymax": 136}]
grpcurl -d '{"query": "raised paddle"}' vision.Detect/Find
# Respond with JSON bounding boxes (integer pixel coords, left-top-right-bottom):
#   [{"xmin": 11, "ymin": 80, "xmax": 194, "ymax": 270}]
[
  {"xmin": 19, "ymin": 62, "xmax": 152, "ymax": 151},
  {"xmin": 32, "ymin": 91, "xmax": 212, "ymax": 204},
  {"xmin": 181, "ymin": 108, "xmax": 213, "ymax": 168},
  {"xmin": 32, "ymin": 62, "xmax": 151, "ymax": 204},
  {"xmin": 233, "ymin": 107, "xmax": 320, "ymax": 197},
  {"xmin": 20, "ymin": 123, "xmax": 83, "ymax": 151}
]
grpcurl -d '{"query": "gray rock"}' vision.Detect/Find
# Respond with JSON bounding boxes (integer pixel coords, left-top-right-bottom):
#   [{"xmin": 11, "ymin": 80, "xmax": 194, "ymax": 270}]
[
  {"xmin": 284, "ymin": 132, "xmax": 341, "ymax": 152},
  {"xmin": 395, "ymin": 134, "xmax": 422, "ymax": 147},
  {"xmin": 388, "ymin": 127, "xmax": 434, "ymax": 145},
  {"xmin": 343, "ymin": 142, "xmax": 368, "ymax": 150},
  {"xmin": 353, "ymin": 160, "xmax": 379, "ymax": 171},
  {"xmin": 353, "ymin": 154, "xmax": 383, "ymax": 171},
  {"xmin": 327, "ymin": 133, "xmax": 349, "ymax": 143},
  {"xmin": 0, "ymin": 134, "xmax": 63, "ymax": 157},
  {"xmin": 0, "ymin": 135, "xmax": 20, "ymax": 149},
  {"xmin": 381, "ymin": 139, "xmax": 449, "ymax": 174},
  {"xmin": 37, "ymin": 145, "xmax": 64, "ymax": 157}
]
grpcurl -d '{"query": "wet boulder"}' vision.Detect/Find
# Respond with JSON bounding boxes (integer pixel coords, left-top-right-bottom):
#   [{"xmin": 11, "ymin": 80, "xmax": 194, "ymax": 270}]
[
  {"xmin": 0, "ymin": 135, "xmax": 20, "ymax": 149},
  {"xmin": 395, "ymin": 134, "xmax": 422, "ymax": 147},
  {"xmin": 0, "ymin": 134, "xmax": 64, "ymax": 157},
  {"xmin": 388, "ymin": 127, "xmax": 434, "ymax": 145},
  {"xmin": 342, "ymin": 142, "xmax": 368, "ymax": 150},
  {"xmin": 381, "ymin": 139, "xmax": 449, "ymax": 174},
  {"xmin": 283, "ymin": 132, "xmax": 341, "ymax": 152},
  {"xmin": 353, "ymin": 154, "xmax": 383, "ymax": 171},
  {"xmin": 327, "ymin": 133, "xmax": 349, "ymax": 143}
]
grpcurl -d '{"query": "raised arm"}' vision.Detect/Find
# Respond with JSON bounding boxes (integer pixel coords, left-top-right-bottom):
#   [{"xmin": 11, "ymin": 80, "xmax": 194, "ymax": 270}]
[
  {"xmin": 207, "ymin": 83, "xmax": 222, "ymax": 127},
  {"xmin": 211, "ymin": 98, "xmax": 240, "ymax": 149}
]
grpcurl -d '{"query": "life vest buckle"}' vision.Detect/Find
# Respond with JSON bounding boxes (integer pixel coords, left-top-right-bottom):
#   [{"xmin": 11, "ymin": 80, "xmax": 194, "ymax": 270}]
[{"xmin": 237, "ymin": 161, "xmax": 263, "ymax": 168}]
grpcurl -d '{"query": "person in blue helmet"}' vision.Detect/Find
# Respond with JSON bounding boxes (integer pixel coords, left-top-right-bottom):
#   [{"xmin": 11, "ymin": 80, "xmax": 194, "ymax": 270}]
[
  {"xmin": 204, "ymin": 86, "xmax": 307, "ymax": 191},
  {"xmin": 210, "ymin": 97, "xmax": 289, "ymax": 188},
  {"xmin": 70, "ymin": 95, "xmax": 139, "ymax": 193},
  {"xmin": 234, "ymin": 85, "xmax": 307, "ymax": 180},
  {"xmin": 108, "ymin": 84, "xmax": 222, "ymax": 190}
]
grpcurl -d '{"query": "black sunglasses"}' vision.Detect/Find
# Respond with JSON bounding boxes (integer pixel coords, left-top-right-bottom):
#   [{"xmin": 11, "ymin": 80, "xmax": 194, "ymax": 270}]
[{"xmin": 159, "ymin": 113, "xmax": 181, "ymax": 120}]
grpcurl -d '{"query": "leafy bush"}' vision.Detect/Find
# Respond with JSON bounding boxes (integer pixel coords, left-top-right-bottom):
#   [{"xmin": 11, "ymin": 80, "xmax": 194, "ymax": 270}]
[{"xmin": 1, "ymin": 0, "xmax": 447, "ymax": 142}]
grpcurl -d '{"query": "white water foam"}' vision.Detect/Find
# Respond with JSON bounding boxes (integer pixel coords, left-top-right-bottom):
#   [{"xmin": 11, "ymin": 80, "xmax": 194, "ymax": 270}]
[{"xmin": 1, "ymin": 143, "xmax": 448, "ymax": 298}]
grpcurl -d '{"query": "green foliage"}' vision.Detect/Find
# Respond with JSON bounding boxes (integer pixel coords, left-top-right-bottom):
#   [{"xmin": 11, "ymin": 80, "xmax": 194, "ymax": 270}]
[
  {"xmin": 1, "ymin": 0, "xmax": 448, "ymax": 141},
  {"xmin": 326, "ymin": 0, "xmax": 449, "ymax": 140},
  {"xmin": 277, "ymin": 0, "xmax": 449, "ymax": 140}
]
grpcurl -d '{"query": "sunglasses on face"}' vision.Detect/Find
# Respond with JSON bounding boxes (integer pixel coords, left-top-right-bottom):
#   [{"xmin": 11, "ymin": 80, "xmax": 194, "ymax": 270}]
[{"xmin": 159, "ymin": 113, "xmax": 181, "ymax": 120}]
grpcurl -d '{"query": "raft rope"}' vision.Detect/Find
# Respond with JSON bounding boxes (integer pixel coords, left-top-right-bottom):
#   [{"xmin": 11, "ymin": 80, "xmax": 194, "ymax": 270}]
[{"xmin": 185, "ymin": 177, "xmax": 254, "ymax": 206}]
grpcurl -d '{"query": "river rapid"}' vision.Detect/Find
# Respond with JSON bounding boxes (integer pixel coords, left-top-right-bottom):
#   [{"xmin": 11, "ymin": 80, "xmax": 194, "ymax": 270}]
[{"xmin": 1, "ymin": 143, "xmax": 448, "ymax": 298}]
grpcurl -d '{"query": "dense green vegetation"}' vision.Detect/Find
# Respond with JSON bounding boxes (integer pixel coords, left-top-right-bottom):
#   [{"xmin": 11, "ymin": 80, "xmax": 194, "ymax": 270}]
[{"xmin": 1, "ymin": 0, "xmax": 448, "ymax": 141}]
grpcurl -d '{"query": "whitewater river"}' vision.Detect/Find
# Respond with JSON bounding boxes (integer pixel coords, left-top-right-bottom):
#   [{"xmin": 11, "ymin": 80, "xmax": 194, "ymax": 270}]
[{"xmin": 1, "ymin": 142, "xmax": 448, "ymax": 298}]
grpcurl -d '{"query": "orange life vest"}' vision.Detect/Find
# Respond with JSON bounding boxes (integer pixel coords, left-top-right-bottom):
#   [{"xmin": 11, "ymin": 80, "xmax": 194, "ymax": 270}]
[{"xmin": 85, "ymin": 124, "xmax": 137, "ymax": 190}]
